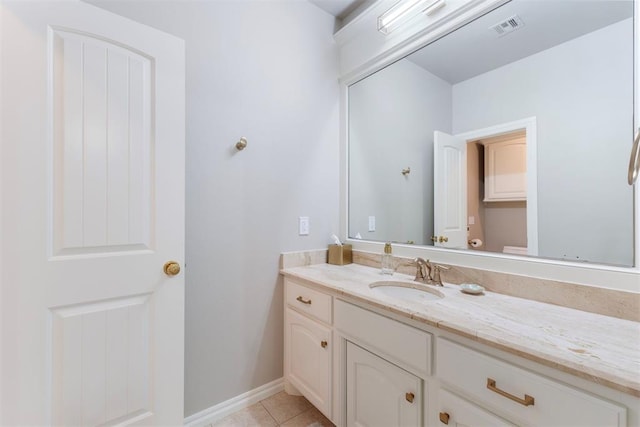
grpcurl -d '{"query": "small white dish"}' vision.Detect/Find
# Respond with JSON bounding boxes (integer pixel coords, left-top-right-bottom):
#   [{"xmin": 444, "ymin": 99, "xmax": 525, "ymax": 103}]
[{"xmin": 460, "ymin": 283, "xmax": 485, "ymax": 295}]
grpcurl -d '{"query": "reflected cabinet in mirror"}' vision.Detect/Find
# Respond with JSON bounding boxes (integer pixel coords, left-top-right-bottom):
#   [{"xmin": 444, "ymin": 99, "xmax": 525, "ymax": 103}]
[{"xmin": 348, "ymin": 0, "xmax": 634, "ymax": 267}]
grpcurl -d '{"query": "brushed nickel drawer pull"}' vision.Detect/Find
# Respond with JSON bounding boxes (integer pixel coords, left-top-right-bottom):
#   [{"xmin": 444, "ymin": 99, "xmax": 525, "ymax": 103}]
[
  {"xmin": 296, "ymin": 296, "xmax": 312, "ymax": 305},
  {"xmin": 320, "ymin": 340, "xmax": 328, "ymax": 348},
  {"xmin": 487, "ymin": 378, "xmax": 535, "ymax": 406},
  {"xmin": 439, "ymin": 412, "xmax": 450, "ymax": 425},
  {"xmin": 405, "ymin": 392, "xmax": 415, "ymax": 403}
]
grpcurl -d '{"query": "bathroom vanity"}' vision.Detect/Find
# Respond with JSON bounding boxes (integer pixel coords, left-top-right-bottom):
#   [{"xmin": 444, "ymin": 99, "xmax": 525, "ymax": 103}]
[
  {"xmin": 281, "ymin": 260, "xmax": 640, "ymax": 427},
  {"xmin": 284, "ymin": 0, "xmax": 640, "ymax": 424}
]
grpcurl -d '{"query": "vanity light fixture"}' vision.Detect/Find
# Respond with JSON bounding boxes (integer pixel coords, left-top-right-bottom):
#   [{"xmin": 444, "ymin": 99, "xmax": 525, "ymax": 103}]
[{"xmin": 378, "ymin": 0, "xmax": 446, "ymax": 35}]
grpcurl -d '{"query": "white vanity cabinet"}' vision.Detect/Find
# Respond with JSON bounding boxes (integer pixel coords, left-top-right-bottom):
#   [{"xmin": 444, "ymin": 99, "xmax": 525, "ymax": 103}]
[
  {"xmin": 436, "ymin": 339, "xmax": 627, "ymax": 426},
  {"xmin": 283, "ymin": 273, "xmax": 636, "ymax": 427},
  {"xmin": 346, "ymin": 342, "xmax": 422, "ymax": 427},
  {"xmin": 284, "ymin": 279, "xmax": 333, "ymax": 418}
]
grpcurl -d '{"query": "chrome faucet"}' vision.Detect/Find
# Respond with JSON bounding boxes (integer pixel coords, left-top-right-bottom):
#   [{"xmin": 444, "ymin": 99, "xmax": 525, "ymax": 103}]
[{"xmin": 414, "ymin": 257, "xmax": 449, "ymax": 286}]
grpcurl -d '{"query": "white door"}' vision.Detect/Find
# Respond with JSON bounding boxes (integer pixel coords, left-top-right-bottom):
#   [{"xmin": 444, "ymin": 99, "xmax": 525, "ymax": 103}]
[
  {"xmin": 346, "ymin": 342, "xmax": 421, "ymax": 427},
  {"xmin": 1, "ymin": 2, "xmax": 185, "ymax": 425},
  {"xmin": 433, "ymin": 131, "xmax": 467, "ymax": 249}
]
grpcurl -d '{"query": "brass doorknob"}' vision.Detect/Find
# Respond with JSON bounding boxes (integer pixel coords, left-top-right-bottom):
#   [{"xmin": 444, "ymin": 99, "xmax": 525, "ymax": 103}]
[
  {"xmin": 439, "ymin": 236, "xmax": 449, "ymax": 243},
  {"xmin": 439, "ymin": 412, "xmax": 450, "ymax": 425},
  {"xmin": 405, "ymin": 392, "xmax": 415, "ymax": 403},
  {"xmin": 164, "ymin": 261, "xmax": 181, "ymax": 276}
]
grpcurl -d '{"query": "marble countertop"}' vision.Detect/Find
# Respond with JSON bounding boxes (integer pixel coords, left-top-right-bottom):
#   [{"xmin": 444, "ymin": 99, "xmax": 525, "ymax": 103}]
[{"xmin": 281, "ymin": 263, "xmax": 640, "ymax": 397}]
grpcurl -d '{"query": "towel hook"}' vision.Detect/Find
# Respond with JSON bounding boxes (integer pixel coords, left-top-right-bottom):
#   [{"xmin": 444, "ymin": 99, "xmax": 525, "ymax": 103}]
[{"xmin": 235, "ymin": 137, "xmax": 247, "ymax": 151}]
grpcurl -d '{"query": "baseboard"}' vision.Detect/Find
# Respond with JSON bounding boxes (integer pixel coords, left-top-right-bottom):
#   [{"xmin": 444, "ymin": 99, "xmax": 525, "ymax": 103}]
[{"xmin": 183, "ymin": 377, "xmax": 284, "ymax": 427}]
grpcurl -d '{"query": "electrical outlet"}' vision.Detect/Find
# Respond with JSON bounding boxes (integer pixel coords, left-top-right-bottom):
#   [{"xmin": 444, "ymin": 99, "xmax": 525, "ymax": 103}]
[
  {"xmin": 368, "ymin": 216, "xmax": 376, "ymax": 232},
  {"xmin": 298, "ymin": 216, "xmax": 309, "ymax": 236}
]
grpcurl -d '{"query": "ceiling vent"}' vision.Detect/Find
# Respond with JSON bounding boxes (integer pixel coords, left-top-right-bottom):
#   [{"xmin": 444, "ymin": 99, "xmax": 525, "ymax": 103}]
[{"xmin": 490, "ymin": 14, "xmax": 525, "ymax": 37}]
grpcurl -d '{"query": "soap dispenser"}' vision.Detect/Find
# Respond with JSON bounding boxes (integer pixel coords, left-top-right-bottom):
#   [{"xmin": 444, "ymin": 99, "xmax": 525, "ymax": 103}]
[{"xmin": 381, "ymin": 242, "xmax": 394, "ymax": 275}]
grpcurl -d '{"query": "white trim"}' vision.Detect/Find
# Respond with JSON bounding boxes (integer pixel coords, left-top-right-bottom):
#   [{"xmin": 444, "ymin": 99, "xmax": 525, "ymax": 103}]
[
  {"xmin": 456, "ymin": 116, "xmax": 538, "ymax": 257},
  {"xmin": 336, "ymin": 0, "xmax": 509, "ymax": 82},
  {"xmin": 183, "ymin": 378, "xmax": 284, "ymax": 427},
  {"xmin": 634, "ymin": 0, "xmax": 639, "ymax": 268},
  {"xmin": 339, "ymin": 82, "xmax": 349, "ymax": 242}
]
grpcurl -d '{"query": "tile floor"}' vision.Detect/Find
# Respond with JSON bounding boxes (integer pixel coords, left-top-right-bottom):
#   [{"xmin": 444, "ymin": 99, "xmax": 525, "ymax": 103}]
[{"xmin": 210, "ymin": 391, "xmax": 335, "ymax": 427}]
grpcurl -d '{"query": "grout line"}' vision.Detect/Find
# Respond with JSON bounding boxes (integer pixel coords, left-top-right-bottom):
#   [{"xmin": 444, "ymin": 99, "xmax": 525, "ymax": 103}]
[
  {"xmin": 215, "ymin": 393, "xmax": 334, "ymax": 427},
  {"xmin": 257, "ymin": 402, "xmax": 278, "ymax": 426},
  {"xmin": 259, "ymin": 392, "xmax": 312, "ymax": 426},
  {"xmin": 258, "ymin": 400, "xmax": 287, "ymax": 425}
]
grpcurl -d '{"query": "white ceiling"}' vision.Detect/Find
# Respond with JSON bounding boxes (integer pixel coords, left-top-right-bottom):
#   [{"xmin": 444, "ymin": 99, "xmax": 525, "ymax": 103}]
[
  {"xmin": 308, "ymin": 0, "xmax": 366, "ymax": 20},
  {"xmin": 406, "ymin": 0, "xmax": 633, "ymax": 84}
]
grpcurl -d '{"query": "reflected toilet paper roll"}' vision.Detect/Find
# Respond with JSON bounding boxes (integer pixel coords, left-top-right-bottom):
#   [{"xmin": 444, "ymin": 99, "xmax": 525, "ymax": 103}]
[{"xmin": 468, "ymin": 238, "xmax": 483, "ymax": 248}]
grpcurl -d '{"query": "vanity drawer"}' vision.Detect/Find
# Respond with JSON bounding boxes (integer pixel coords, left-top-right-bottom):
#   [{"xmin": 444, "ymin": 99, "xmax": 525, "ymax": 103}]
[
  {"xmin": 285, "ymin": 279, "xmax": 332, "ymax": 324},
  {"xmin": 438, "ymin": 388, "xmax": 514, "ymax": 426},
  {"xmin": 335, "ymin": 299, "xmax": 431, "ymax": 377},
  {"xmin": 437, "ymin": 338, "xmax": 626, "ymax": 426}
]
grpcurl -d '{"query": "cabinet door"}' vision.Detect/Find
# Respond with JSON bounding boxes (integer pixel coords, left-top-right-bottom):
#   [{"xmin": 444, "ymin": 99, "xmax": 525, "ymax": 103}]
[
  {"xmin": 484, "ymin": 139, "xmax": 527, "ymax": 201},
  {"xmin": 347, "ymin": 342, "xmax": 421, "ymax": 427},
  {"xmin": 437, "ymin": 389, "xmax": 514, "ymax": 427},
  {"xmin": 285, "ymin": 308, "xmax": 331, "ymax": 417}
]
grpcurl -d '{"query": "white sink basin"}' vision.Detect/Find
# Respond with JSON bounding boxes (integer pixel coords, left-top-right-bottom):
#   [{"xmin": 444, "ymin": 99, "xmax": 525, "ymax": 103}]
[{"xmin": 369, "ymin": 281, "xmax": 443, "ymax": 302}]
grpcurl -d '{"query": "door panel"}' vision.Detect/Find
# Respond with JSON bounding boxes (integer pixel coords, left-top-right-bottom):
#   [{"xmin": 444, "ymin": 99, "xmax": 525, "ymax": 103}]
[
  {"xmin": 51, "ymin": 296, "xmax": 151, "ymax": 425},
  {"xmin": 1, "ymin": 2, "xmax": 185, "ymax": 425},
  {"xmin": 52, "ymin": 29, "xmax": 153, "ymax": 254}
]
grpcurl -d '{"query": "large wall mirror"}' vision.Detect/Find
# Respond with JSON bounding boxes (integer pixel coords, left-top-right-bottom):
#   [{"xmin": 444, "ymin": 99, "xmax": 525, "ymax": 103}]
[{"xmin": 348, "ymin": 0, "xmax": 635, "ymax": 267}]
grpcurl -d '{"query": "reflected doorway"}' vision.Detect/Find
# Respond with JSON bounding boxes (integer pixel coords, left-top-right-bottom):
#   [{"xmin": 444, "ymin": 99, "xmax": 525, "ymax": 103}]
[
  {"xmin": 467, "ymin": 131, "xmax": 528, "ymax": 254},
  {"xmin": 433, "ymin": 117, "xmax": 538, "ymax": 256}
]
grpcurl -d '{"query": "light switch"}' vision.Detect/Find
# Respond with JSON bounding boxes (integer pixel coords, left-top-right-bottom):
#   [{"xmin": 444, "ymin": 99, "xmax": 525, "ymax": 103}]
[
  {"xmin": 298, "ymin": 216, "xmax": 309, "ymax": 236},
  {"xmin": 368, "ymin": 216, "xmax": 376, "ymax": 232},
  {"xmin": 468, "ymin": 216, "xmax": 475, "ymax": 225}
]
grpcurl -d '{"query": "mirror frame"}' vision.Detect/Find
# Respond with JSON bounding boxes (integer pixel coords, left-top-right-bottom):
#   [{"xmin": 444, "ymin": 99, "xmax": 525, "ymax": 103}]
[{"xmin": 337, "ymin": 0, "xmax": 640, "ymax": 291}]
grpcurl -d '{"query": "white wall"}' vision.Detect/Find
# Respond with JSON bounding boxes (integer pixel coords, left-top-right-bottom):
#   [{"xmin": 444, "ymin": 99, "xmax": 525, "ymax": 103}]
[
  {"xmin": 349, "ymin": 60, "xmax": 451, "ymax": 245},
  {"xmin": 453, "ymin": 19, "xmax": 634, "ymax": 266},
  {"xmin": 88, "ymin": 0, "xmax": 340, "ymax": 417}
]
